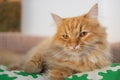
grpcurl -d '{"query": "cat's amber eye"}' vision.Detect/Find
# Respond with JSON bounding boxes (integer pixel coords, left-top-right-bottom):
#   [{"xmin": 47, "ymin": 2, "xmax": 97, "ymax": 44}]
[
  {"xmin": 62, "ymin": 34, "xmax": 69, "ymax": 39},
  {"xmin": 79, "ymin": 32, "xmax": 88, "ymax": 37}
]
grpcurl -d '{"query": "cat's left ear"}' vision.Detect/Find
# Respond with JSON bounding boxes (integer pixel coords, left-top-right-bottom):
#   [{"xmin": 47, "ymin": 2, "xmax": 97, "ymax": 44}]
[
  {"xmin": 51, "ymin": 13, "xmax": 62, "ymax": 25},
  {"xmin": 86, "ymin": 4, "xmax": 98, "ymax": 20}
]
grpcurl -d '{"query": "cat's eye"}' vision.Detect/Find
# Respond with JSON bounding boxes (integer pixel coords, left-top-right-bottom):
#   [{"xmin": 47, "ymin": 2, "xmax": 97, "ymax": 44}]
[
  {"xmin": 62, "ymin": 34, "xmax": 69, "ymax": 39},
  {"xmin": 79, "ymin": 32, "xmax": 88, "ymax": 37}
]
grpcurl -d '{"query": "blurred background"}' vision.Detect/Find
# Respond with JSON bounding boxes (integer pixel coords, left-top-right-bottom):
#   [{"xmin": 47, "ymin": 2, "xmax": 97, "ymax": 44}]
[{"xmin": 0, "ymin": 0, "xmax": 120, "ymax": 43}]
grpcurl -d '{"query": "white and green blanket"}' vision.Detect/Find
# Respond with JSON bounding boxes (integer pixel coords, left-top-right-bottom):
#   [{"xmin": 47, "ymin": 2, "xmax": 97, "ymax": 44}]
[{"xmin": 0, "ymin": 63, "xmax": 120, "ymax": 80}]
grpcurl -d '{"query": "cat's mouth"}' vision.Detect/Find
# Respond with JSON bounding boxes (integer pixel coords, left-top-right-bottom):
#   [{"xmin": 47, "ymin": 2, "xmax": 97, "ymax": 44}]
[
  {"xmin": 65, "ymin": 47, "xmax": 82, "ymax": 54},
  {"xmin": 65, "ymin": 45, "xmax": 94, "ymax": 56},
  {"xmin": 65, "ymin": 49, "xmax": 88, "ymax": 57}
]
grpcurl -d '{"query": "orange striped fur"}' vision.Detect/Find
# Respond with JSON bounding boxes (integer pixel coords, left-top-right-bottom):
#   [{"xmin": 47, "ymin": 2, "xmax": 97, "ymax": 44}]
[{"xmin": 24, "ymin": 4, "xmax": 111, "ymax": 80}]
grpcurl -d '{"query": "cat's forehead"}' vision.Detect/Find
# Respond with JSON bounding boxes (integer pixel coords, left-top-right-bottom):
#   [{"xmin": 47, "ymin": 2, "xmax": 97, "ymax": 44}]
[
  {"xmin": 59, "ymin": 16, "xmax": 90, "ymax": 32},
  {"xmin": 57, "ymin": 16, "xmax": 100, "ymax": 35}
]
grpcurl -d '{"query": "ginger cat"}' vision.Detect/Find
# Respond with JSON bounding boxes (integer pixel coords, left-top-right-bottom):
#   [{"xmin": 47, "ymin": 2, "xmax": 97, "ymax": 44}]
[{"xmin": 24, "ymin": 4, "xmax": 111, "ymax": 80}]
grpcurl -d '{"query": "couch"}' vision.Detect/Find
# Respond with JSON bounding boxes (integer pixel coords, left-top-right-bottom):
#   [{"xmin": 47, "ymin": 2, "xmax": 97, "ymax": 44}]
[{"xmin": 0, "ymin": 32, "xmax": 45, "ymax": 53}]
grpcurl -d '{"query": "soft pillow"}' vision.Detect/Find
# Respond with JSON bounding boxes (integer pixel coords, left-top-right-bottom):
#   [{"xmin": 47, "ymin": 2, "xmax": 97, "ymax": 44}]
[
  {"xmin": 0, "ymin": 63, "xmax": 120, "ymax": 80},
  {"xmin": 66, "ymin": 63, "xmax": 120, "ymax": 80}
]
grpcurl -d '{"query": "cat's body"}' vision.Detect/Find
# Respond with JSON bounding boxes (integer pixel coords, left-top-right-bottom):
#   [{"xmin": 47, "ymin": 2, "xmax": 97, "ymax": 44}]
[{"xmin": 23, "ymin": 4, "xmax": 112, "ymax": 80}]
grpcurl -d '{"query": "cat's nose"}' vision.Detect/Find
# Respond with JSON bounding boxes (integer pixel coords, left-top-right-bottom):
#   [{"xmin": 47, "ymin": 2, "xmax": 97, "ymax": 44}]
[
  {"xmin": 69, "ymin": 43, "xmax": 80, "ymax": 50},
  {"xmin": 71, "ymin": 43, "xmax": 77, "ymax": 49}
]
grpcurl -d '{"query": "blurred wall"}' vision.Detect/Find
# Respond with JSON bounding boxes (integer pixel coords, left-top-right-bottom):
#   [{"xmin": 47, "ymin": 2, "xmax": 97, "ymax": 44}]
[
  {"xmin": 22, "ymin": 0, "xmax": 97, "ymax": 37},
  {"xmin": 98, "ymin": 0, "xmax": 120, "ymax": 42},
  {"xmin": 22, "ymin": 0, "xmax": 120, "ymax": 42}
]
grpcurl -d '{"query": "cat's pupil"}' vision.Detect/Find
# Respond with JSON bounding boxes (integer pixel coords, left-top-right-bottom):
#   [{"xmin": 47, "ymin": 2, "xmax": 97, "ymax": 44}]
[{"xmin": 80, "ymin": 32, "xmax": 88, "ymax": 37}]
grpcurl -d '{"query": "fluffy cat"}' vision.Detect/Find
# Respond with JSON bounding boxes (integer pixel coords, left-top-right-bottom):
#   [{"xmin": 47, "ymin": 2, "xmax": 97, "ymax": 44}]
[{"xmin": 24, "ymin": 4, "xmax": 111, "ymax": 80}]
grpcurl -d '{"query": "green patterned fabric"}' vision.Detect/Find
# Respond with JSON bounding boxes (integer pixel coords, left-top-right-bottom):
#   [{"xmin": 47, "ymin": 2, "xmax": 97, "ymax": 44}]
[
  {"xmin": 0, "ymin": 65, "xmax": 48, "ymax": 80},
  {"xmin": 0, "ymin": 63, "xmax": 120, "ymax": 80},
  {"xmin": 66, "ymin": 63, "xmax": 120, "ymax": 80}
]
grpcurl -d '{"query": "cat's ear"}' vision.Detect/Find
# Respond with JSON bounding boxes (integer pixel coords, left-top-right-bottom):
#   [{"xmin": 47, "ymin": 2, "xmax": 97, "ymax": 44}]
[
  {"xmin": 51, "ymin": 13, "xmax": 62, "ymax": 25},
  {"xmin": 86, "ymin": 4, "xmax": 98, "ymax": 20}
]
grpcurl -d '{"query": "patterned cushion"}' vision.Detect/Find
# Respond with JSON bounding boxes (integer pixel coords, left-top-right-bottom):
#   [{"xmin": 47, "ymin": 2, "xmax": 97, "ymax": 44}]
[
  {"xmin": 0, "ymin": 63, "xmax": 120, "ymax": 80},
  {"xmin": 66, "ymin": 63, "xmax": 120, "ymax": 80}
]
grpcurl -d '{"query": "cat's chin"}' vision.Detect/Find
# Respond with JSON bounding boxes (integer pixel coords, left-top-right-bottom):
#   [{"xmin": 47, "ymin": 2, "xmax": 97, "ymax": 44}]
[{"xmin": 64, "ymin": 48, "xmax": 87, "ymax": 57}]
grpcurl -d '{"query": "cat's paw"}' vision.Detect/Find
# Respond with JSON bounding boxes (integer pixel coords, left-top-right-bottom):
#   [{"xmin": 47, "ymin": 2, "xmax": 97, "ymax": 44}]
[
  {"xmin": 7, "ymin": 64, "xmax": 22, "ymax": 70},
  {"xmin": 48, "ymin": 68, "xmax": 73, "ymax": 80},
  {"xmin": 24, "ymin": 61, "xmax": 42, "ymax": 73}
]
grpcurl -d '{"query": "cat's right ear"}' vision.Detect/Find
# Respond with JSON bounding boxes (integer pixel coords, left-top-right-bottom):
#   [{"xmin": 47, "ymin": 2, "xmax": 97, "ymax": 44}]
[
  {"xmin": 86, "ymin": 4, "xmax": 98, "ymax": 20},
  {"xmin": 51, "ymin": 13, "xmax": 62, "ymax": 25}
]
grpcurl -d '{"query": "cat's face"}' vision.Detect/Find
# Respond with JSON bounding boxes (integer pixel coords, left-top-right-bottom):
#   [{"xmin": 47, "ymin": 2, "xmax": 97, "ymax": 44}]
[{"xmin": 52, "ymin": 4, "xmax": 107, "ymax": 55}]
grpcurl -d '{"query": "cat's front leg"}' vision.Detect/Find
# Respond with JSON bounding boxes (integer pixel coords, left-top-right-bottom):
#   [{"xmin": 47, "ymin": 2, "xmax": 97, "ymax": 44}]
[
  {"xmin": 48, "ymin": 67, "xmax": 74, "ymax": 80},
  {"xmin": 24, "ymin": 53, "xmax": 43, "ymax": 73}
]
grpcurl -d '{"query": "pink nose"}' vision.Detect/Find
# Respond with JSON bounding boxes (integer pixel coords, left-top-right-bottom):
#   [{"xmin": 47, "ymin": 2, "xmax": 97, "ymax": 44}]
[
  {"xmin": 70, "ymin": 42, "xmax": 77, "ymax": 48},
  {"xmin": 69, "ymin": 43, "xmax": 80, "ymax": 50},
  {"xmin": 69, "ymin": 45, "xmax": 80, "ymax": 50}
]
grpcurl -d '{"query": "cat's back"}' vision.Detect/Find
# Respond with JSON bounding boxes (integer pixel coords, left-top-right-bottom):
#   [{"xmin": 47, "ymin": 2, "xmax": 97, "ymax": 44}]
[
  {"xmin": 27, "ymin": 38, "xmax": 54, "ymax": 56},
  {"xmin": 33, "ymin": 38, "xmax": 53, "ymax": 50}
]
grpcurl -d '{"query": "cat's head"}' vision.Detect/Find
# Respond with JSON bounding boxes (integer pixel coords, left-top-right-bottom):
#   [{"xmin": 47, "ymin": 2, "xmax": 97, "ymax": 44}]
[{"xmin": 52, "ymin": 4, "xmax": 107, "ymax": 55}]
